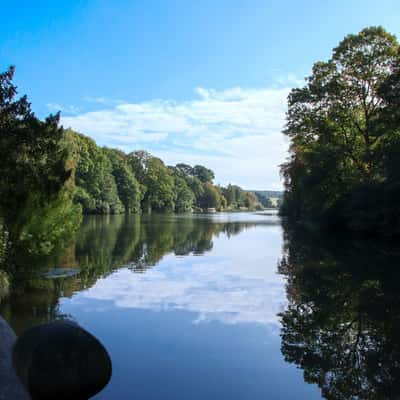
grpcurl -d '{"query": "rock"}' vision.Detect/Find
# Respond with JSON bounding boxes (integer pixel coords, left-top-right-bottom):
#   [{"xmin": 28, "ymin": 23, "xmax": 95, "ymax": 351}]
[
  {"xmin": 41, "ymin": 268, "xmax": 81, "ymax": 279},
  {"xmin": 13, "ymin": 320, "xmax": 112, "ymax": 400},
  {"xmin": 0, "ymin": 316, "xmax": 30, "ymax": 400}
]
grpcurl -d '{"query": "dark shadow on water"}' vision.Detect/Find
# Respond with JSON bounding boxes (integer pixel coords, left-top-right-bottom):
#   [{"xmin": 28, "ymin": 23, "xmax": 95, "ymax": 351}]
[{"xmin": 278, "ymin": 222, "xmax": 400, "ymax": 399}]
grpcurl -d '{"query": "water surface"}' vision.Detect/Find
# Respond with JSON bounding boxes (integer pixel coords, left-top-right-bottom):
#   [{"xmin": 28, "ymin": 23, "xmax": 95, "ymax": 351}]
[{"xmin": 4, "ymin": 213, "xmax": 399, "ymax": 399}]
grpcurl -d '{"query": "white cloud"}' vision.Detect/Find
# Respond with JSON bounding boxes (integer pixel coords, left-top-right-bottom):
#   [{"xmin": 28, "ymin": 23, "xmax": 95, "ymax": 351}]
[
  {"xmin": 83, "ymin": 96, "xmax": 108, "ymax": 104},
  {"xmin": 47, "ymin": 103, "xmax": 80, "ymax": 115},
  {"xmin": 83, "ymin": 96, "xmax": 125, "ymax": 105},
  {"xmin": 276, "ymin": 73, "xmax": 304, "ymax": 87},
  {"xmin": 61, "ymin": 83, "xmax": 296, "ymax": 189}
]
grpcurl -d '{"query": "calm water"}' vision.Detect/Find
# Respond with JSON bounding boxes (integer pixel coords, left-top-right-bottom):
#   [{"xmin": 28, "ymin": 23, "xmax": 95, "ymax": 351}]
[{"xmin": 2, "ymin": 213, "xmax": 400, "ymax": 399}]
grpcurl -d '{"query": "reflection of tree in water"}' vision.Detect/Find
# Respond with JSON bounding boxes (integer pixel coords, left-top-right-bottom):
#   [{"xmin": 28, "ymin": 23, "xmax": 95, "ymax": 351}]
[
  {"xmin": 279, "ymin": 224, "xmax": 400, "ymax": 399},
  {"xmin": 0, "ymin": 215, "xmax": 260, "ymax": 333}
]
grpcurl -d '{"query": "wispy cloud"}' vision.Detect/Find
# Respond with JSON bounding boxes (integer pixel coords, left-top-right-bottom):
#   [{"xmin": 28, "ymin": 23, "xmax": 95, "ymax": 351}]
[
  {"xmin": 47, "ymin": 103, "xmax": 81, "ymax": 115},
  {"xmin": 61, "ymin": 80, "xmax": 299, "ymax": 188},
  {"xmin": 83, "ymin": 96, "xmax": 124, "ymax": 105},
  {"xmin": 276, "ymin": 73, "xmax": 304, "ymax": 87}
]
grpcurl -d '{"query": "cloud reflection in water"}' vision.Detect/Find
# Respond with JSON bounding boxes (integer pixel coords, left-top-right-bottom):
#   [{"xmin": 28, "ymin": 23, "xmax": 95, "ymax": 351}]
[{"xmin": 71, "ymin": 226, "xmax": 286, "ymax": 328}]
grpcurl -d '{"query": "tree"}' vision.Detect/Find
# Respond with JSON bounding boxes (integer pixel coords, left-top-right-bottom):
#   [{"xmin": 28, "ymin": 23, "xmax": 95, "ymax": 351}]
[
  {"xmin": 104, "ymin": 148, "xmax": 144, "ymax": 213},
  {"xmin": 0, "ymin": 67, "xmax": 81, "ymax": 255},
  {"xmin": 172, "ymin": 174, "xmax": 194, "ymax": 213},
  {"xmin": 127, "ymin": 150, "xmax": 153, "ymax": 183},
  {"xmin": 189, "ymin": 176, "xmax": 205, "ymax": 207},
  {"xmin": 67, "ymin": 132, "xmax": 124, "ymax": 214},
  {"xmin": 175, "ymin": 163, "xmax": 193, "ymax": 176},
  {"xmin": 193, "ymin": 165, "xmax": 215, "ymax": 183},
  {"xmin": 199, "ymin": 182, "xmax": 221, "ymax": 209},
  {"xmin": 242, "ymin": 191, "xmax": 257, "ymax": 209},
  {"xmin": 281, "ymin": 27, "xmax": 400, "ymax": 235},
  {"xmin": 222, "ymin": 184, "xmax": 241, "ymax": 207},
  {"xmin": 139, "ymin": 156, "xmax": 175, "ymax": 212}
]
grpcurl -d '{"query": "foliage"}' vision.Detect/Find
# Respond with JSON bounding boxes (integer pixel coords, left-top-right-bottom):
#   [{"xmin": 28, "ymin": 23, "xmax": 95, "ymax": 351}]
[
  {"xmin": 199, "ymin": 182, "xmax": 222, "ymax": 209},
  {"xmin": 126, "ymin": 150, "xmax": 152, "ymax": 183},
  {"xmin": 281, "ymin": 26, "xmax": 400, "ymax": 236},
  {"xmin": 0, "ymin": 222, "xmax": 9, "ymax": 268},
  {"xmin": 0, "ymin": 67, "xmax": 81, "ymax": 259},
  {"xmin": 241, "ymin": 191, "xmax": 257, "ymax": 209},
  {"xmin": 17, "ymin": 190, "xmax": 82, "ymax": 255},
  {"xmin": 192, "ymin": 165, "xmax": 215, "ymax": 183},
  {"xmin": 222, "ymin": 184, "xmax": 242, "ymax": 207},
  {"xmin": 66, "ymin": 131, "xmax": 124, "ymax": 214},
  {"xmin": 0, "ymin": 270, "xmax": 9, "ymax": 303},
  {"xmin": 172, "ymin": 175, "xmax": 194, "ymax": 213},
  {"xmin": 131, "ymin": 154, "xmax": 176, "ymax": 212},
  {"xmin": 170, "ymin": 164, "xmax": 205, "ymax": 207},
  {"xmin": 104, "ymin": 148, "xmax": 144, "ymax": 213},
  {"xmin": 64, "ymin": 132, "xmax": 264, "ymax": 215},
  {"xmin": 221, "ymin": 184, "xmax": 262, "ymax": 210}
]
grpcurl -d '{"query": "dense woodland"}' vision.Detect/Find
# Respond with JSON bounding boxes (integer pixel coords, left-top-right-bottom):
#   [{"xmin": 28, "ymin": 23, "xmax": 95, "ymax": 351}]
[
  {"xmin": 281, "ymin": 27, "xmax": 400, "ymax": 237},
  {"xmin": 67, "ymin": 130, "xmax": 264, "ymax": 215},
  {"xmin": 0, "ymin": 67, "xmax": 267, "ymax": 260}
]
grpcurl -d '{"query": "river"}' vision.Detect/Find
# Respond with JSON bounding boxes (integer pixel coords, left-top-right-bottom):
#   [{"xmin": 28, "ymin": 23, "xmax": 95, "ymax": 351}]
[{"xmin": 2, "ymin": 212, "xmax": 399, "ymax": 399}]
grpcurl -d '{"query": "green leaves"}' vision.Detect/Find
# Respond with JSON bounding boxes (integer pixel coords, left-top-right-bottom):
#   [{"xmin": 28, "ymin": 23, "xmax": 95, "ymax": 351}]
[
  {"xmin": 66, "ymin": 132, "xmax": 243, "ymax": 214},
  {"xmin": 173, "ymin": 175, "xmax": 194, "ymax": 213},
  {"xmin": 17, "ymin": 190, "xmax": 82, "ymax": 255},
  {"xmin": 68, "ymin": 133, "xmax": 124, "ymax": 214},
  {"xmin": 0, "ymin": 66, "xmax": 81, "ymax": 259},
  {"xmin": 281, "ymin": 26, "xmax": 400, "ymax": 235}
]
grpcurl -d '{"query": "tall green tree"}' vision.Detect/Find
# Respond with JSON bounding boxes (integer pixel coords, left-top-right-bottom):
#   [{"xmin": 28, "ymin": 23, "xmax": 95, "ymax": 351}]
[
  {"xmin": 199, "ymin": 182, "xmax": 221, "ymax": 209},
  {"xmin": 67, "ymin": 131, "xmax": 124, "ymax": 214},
  {"xmin": 170, "ymin": 164, "xmax": 204, "ymax": 207},
  {"xmin": 192, "ymin": 165, "xmax": 215, "ymax": 183},
  {"xmin": 222, "ymin": 184, "xmax": 241, "ymax": 207},
  {"xmin": 171, "ymin": 174, "xmax": 194, "ymax": 213},
  {"xmin": 129, "ymin": 153, "xmax": 175, "ymax": 212},
  {"xmin": 104, "ymin": 148, "xmax": 144, "ymax": 213},
  {"xmin": 175, "ymin": 163, "xmax": 193, "ymax": 177},
  {"xmin": 281, "ymin": 27, "xmax": 400, "ymax": 234},
  {"xmin": 0, "ymin": 67, "xmax": 81, "ymax": 255}
]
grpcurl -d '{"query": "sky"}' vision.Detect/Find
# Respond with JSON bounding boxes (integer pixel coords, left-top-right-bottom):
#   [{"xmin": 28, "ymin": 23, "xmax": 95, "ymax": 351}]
[{"xmin": 1, "ymin": 1, "xmax": 399, "ymax": 189}]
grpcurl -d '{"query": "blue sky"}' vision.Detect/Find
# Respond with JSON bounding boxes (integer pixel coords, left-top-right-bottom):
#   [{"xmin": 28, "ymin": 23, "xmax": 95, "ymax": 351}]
[{"xmin": 1, "ymin": 0, "xmax": 399, "ymax": 189}]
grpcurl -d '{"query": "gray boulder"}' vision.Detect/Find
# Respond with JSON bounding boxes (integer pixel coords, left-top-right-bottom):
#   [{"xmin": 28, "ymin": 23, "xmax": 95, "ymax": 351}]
[{"xmin": 13, "ymin": 320, "xmax": 112, "ymax": 400}]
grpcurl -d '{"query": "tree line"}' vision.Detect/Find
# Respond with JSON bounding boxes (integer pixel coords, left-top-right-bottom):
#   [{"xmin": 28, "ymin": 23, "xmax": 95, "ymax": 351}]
[
  {"xmin": 67, "ymin": 130, "xmax": 262, "ymax": 215},
  {"xmin": 281, "ymin": 26, "xmax": 400, "ymax": 237},
  {"xmin": 0, "ymin": 66, "xmax": 264, "ymax": 259}
]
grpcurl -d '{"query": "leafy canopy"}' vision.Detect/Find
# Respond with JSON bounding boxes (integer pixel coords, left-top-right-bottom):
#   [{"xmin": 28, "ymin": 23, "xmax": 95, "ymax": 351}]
[{"xmin": 281, "ymin": 26, "xmax": 400, "ymax": 235}]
